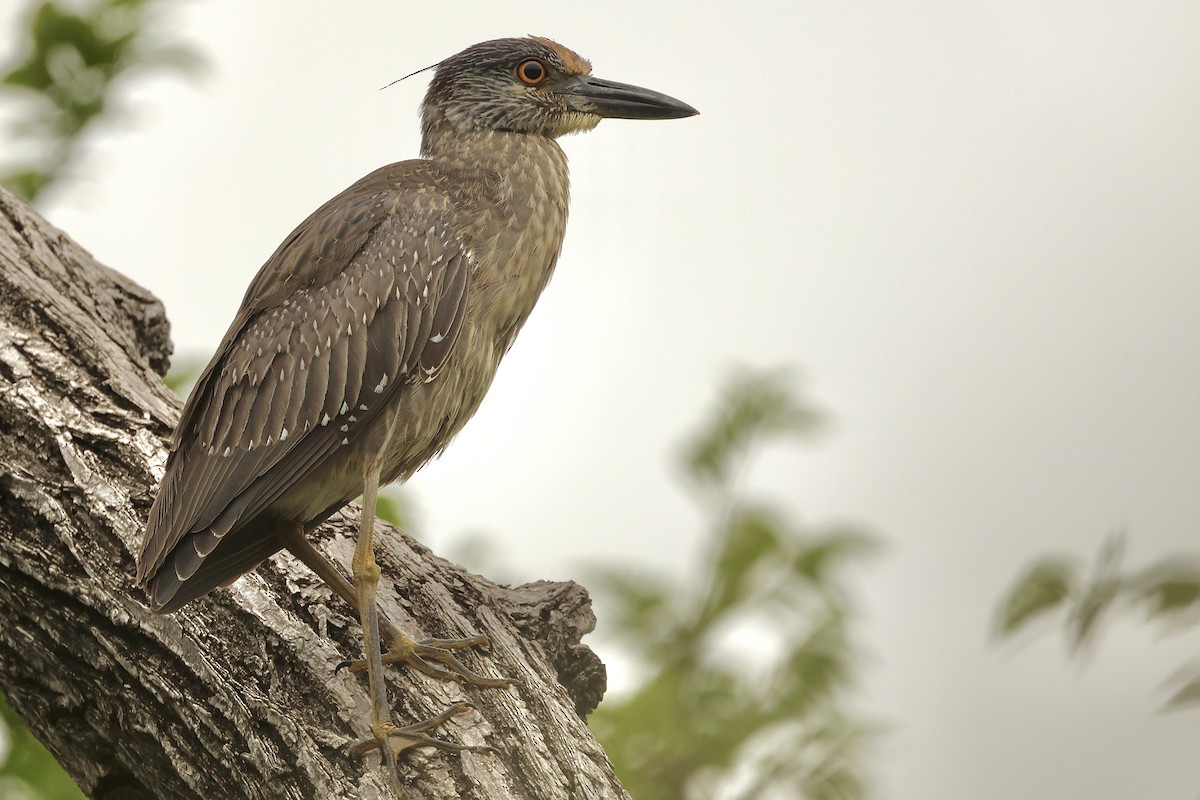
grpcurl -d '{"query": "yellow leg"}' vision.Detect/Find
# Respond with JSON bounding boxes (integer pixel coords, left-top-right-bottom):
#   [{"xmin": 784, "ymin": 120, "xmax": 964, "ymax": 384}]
[
  {"xmin": 281, "ymin": 519, "xmax": 515, "ymax": 688},
  {"xmin": 278, "ymin": 506, "xmax": 510, "ymax": 790},
  {"xmin": 347, "ymin": 702, "xmax": 496, "ymax": 760},
  {"xmin": 349, "ymin": 461, "xmax": 405, "ymax": 795},
  {"xmin": 363, "ymin": 635, "xmax": 515, "ymax": 688}
]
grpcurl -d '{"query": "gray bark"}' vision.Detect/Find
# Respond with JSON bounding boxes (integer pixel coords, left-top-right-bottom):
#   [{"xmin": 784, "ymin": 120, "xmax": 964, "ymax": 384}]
[{"xmin": 0, "ymin": 185, "xmax": 621, "ymax": 800}]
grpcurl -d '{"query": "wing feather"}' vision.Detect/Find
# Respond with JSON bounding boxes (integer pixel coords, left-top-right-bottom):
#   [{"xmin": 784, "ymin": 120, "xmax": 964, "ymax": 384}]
[
  {"xmin": 137, "ymin": 166, "xmax": 473, "ymax": 611},
  {"xmin": 323, "ymin": 313, "xmax": 351, "ymax": 417},
  {"xmin": 343, "ymin": 319, "xmax": 368, "ymax": 414}
]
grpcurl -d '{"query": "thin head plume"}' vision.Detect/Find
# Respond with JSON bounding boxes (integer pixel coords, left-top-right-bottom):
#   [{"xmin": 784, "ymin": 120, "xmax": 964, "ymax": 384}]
[{"xmin": 380, "ymin": 61, "xmax": 438, "ymax": 91}]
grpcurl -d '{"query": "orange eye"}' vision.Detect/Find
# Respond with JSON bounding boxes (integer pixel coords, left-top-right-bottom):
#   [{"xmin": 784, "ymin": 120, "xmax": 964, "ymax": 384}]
[{"xmin": 517, "ymin": 58, "xmax": 547, "ymax": 86}]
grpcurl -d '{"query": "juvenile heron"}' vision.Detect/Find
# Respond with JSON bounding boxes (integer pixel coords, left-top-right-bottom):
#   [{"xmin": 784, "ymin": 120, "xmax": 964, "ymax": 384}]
[{"xmin": 136, "ymin": 35, "xmax": 696, "ymax": 789}]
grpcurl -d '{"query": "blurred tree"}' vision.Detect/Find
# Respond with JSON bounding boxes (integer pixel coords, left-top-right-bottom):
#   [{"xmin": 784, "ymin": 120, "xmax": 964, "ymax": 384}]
[
  {"xmin": 996, "ymin": 534, "xmax": 1200, "ymax": 710},
  {"xmin": 1, "ymin": 0, "xmax": 198, "ymax": 204},
  {"xmin": 588, "ymin": 370, "xmax": 878, "ymax": 800}
]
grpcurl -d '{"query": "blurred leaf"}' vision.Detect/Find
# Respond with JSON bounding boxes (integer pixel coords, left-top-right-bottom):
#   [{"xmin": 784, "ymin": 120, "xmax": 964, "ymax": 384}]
[
  {"xmin": 592, "ymin": 367, "xmax": 874, "ymax": 799},
  {"xmin": 1163, "ymin": 673, "xmax": 1200, "ymax": 712},
  {"xmin": 0, "ymin": 694, "xmax": 86, "ymax": 800},
  {"xmin": 776, "ymin": 614, "xmax": 851, "ymax": 716},
  {"xmin": 1066, "ymin": 535, "xmax": 1126, "ymax": 653},
  {"xmin": 999, "ymin": 533, "xmax": 1200, "ymax": 721},
  {"xmin": 1, "ymin": 0, "xmax": 200, "ymax": 202},
  {"xmin": 373, "ymin": 489, "xmax": 411, "ymax": 530},
  {"xmin": 995, "ymin": 557, "xmax": 1077, "ymax": 636},
  {"xmin": 162, "ymin": 355, "xmax": 203, "ymax": 396},
  {"xmin": 0, "ymin": 169, "xmax": 53, "ymax": 199},
  {"xmin": 681, "ymin": 368, "xmax": 823, "ymax": 489},
  {"xmin": 792, "ymin": 526, "xmax": 879, "ymax": 586},
  {"xmin": 588, "ymin": 568, "xmax": 678, "ymax": 657},
  {"xmin": 1132, "ymin": 559, "xmax": 1200, "ymax": 618},
  {"xmin": 702, "ymin": 506, "xmax": 785, "ymax": 620}
]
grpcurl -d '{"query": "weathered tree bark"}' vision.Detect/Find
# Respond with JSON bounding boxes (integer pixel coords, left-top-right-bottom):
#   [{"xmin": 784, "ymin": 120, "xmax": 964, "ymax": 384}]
[{"xmin": 0, "ymin": 186, "xmax": 621, "ymax": 800}]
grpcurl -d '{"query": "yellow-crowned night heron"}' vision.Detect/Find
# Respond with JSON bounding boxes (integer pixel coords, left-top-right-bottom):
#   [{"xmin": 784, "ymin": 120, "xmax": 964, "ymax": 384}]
[{"xmin": 135, "ymin": 35, "xmax": 696, "ymax": 789}]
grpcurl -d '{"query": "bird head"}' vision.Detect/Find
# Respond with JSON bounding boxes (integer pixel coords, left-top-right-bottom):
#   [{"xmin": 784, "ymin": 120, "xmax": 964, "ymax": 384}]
[{"xmin": 422, "ymin": 36, "xmax": 697, "ymax": 141}]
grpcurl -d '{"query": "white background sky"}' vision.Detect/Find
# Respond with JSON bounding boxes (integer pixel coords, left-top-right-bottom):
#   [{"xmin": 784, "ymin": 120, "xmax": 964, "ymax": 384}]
[{"xmin": 3, "ymin": 2, "xmax": 1200, "ymax": 798}]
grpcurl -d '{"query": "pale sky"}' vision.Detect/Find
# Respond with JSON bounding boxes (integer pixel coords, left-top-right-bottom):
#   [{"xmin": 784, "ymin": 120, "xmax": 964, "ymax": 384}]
[{"xmin": 3, "ymin": 2, "xmax": 1200, "ymax": 798}]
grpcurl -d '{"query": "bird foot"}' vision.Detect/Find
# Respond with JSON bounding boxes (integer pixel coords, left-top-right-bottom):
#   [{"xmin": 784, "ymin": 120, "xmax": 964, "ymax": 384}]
[
  {"xmin": 339, "ymin": 633, "xmax": 519, "ymax": 689},
  {"xmin": 348, "ymin": 703, "xmax": 497, "ymax": 760}
]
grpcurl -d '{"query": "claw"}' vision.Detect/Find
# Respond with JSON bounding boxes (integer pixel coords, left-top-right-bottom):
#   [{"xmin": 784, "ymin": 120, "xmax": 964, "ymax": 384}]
[
  {"xmin": 342, "ymin": 633, "xmax": 518, "ymax": 689},
  {"xmin": 349, "ymin": 703, "xmax": 498, "ymax": 759}
]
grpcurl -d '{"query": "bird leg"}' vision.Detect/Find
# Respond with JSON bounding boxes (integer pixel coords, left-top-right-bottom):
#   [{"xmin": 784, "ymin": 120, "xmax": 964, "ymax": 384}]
[
  {"xmin": 368, "ymin": 634, "xmax": 515, "ymax": 688},
  {"xmin": 350, "ymin": 460, "xmax": 406, "ymax": 791},
  {"xmin": 279, "ymin": 505, "xmax": 513, "ymax": 789},
  {"xmin": 346, "ymin": 702, "xmax": 496, "ymax": 759},
  {"xmin": 280, "ymin": 522, "xmax": 515, "ymax": 688}
]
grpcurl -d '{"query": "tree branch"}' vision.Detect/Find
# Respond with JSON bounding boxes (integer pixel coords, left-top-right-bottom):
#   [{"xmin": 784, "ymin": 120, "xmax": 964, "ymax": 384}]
[{"xmin": 0, "ymin": 186, "xmax": 622, "ymax": 800}]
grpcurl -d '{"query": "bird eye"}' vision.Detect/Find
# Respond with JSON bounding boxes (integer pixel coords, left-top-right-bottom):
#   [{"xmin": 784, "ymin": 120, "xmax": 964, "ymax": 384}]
[{"xmin": 516, "ymin": 58, "xmax": 547, "ymax": 86}]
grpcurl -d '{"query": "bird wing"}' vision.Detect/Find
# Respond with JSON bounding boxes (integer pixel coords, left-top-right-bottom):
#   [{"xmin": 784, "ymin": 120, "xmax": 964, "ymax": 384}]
[{"xmin": 136, "ymin": 162, "xmax": 472, "ymax": 604}]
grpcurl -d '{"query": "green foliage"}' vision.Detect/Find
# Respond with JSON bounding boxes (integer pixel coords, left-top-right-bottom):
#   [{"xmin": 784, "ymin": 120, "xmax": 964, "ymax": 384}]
[
  {"xmin": 1135, "ymin": 560, "xmax": 1200, "ymax": 618},
  {"xmin": 0, "ymin": 695, "xmax": 85, "ymax": 800},
  {"xmin": 590, "ymin": 369, "xmax": 877, "ymax": 800},
  {"xmin": 1, "ymin": 0, "xmax": 198, "ymax": 203},
  {"xmin": 162, "ymin": 356, "xmax": 201, "ymax": 397},
  {"xmin": 996, "ymin": 556, "xmax": 1077, "ymax": 634},
  {"xmin": 996, "ymin": 533, "xmax": 1200, "ymax": 710},
  {"xmin": 683, "ymin": 368, "xmax": 824, "ymax": 489},
  {"xmin": 374, "ymin": 488, "xmax": 415, "ymax": 532}
]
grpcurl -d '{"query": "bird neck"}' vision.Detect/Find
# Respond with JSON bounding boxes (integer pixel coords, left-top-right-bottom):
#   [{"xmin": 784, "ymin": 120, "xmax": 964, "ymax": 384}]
[
  {"xmin": 419, "ymin": 112, "xmax": 571, "ymax": 232},
  {"xmin": 420, "ymin": 111, "xmax": 571, "ymax": 352},
  {"xmin": 421, "ymin": 111, "xmax": 560, "ymax": 165}
]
